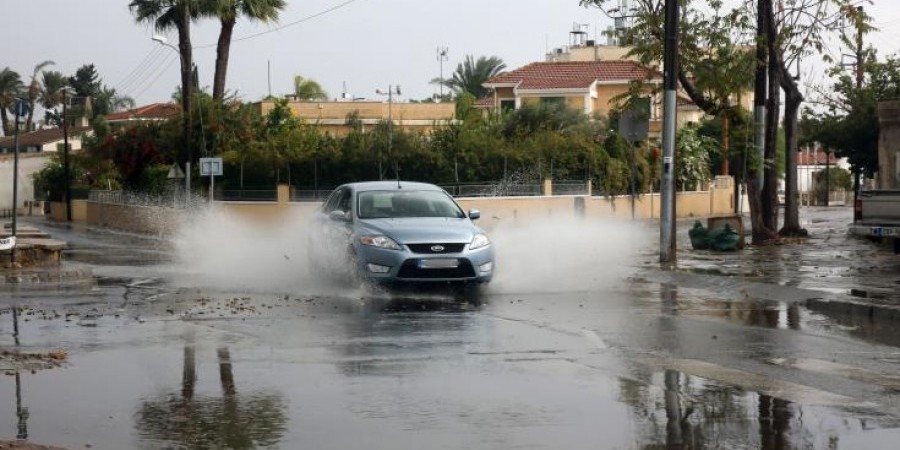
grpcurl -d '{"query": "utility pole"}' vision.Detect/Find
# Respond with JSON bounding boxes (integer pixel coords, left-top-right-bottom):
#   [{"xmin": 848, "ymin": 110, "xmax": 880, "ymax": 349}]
[
  {"xmin": 659, "ymin": 0, "xmax": 679, "ymax": 263},
  {"xmin": 62, "ymin": 88, "xmax": 72, "ymax": 222},
  {"xmin": 754, "ymin": 0, "xmax": 767, "ymax": 192},
  {"xmin": 437, "ymin": 47, "xmax": 448, "ymax": 100},
  {"xmin": 10, "ymin": 98, "xmax": 26, "ymax": 265},
  {"xmin": 376, "ymin": 85, "xmax": 401, "ymax": 180},
  {"xmin": 855, "ymin": 6, "xmax": 864, "ymax": 90}
]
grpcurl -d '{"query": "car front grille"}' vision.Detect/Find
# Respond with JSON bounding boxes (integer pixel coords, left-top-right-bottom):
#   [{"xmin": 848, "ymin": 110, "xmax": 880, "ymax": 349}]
[
  {"xmin": 406, "ymin": 243, "xmax": 466, "ymax": 254},
  {"xmin": 397, "ymin": 260, "xmax": 476, "ymax": 279}
]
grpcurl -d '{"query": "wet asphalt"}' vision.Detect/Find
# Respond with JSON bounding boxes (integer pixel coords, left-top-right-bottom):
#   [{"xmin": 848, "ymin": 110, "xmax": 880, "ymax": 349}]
[{"xmin": 2, "ymin": 207, "xmax": 900, "ymax": 450}]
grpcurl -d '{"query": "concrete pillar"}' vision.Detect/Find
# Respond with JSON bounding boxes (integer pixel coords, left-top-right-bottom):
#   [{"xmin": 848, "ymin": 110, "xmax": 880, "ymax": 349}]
[
  {"xmin": 877, "ymin": 101, "xmax": 900, "ymax": 189},
  {"xmin": 542, "ymin": 179, "xmax": 552, "ymax": 196},
  {"xmin": 277, "ymin": 184, "xmax": 291, "ymax": 204}
]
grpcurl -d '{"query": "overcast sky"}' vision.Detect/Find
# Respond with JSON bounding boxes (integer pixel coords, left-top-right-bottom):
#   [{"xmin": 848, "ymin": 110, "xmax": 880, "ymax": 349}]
[{"xmin": 3, "ymin": 0, "xmax": 899, "ymax": 107}]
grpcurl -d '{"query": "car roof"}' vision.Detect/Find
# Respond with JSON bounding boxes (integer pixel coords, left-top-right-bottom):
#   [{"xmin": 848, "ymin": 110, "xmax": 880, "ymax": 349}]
[{"xmin": 343, "ymin": 181, "xmax": 445, "ymax": 193}]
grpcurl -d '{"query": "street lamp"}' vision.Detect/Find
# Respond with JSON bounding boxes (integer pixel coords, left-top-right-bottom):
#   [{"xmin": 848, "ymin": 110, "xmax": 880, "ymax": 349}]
[
  {"xmin": 376, "ymin": 85, "xmax": 401, "ymax": 181},
  {"xmin": 436, "ymin": 47, "xmax": 448, "ymax": 100},
  {"xmin": 152, "ymin": 34, "xmax": 193, "ymax": 202}
]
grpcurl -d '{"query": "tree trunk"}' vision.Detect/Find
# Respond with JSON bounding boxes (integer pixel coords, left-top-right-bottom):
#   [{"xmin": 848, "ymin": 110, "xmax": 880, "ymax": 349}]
[
  {"xmin": 213, "ymin": 17, "xmax": 235, "ymax": 102},
  {"xmin": 764, "ymin": 0, "xmax": 805, "ymax": 236},
  {"xmin": 780, "ymin": 92, "xmax": 805, "ymax": 235},
  {"xmin": 178, "ymin": 7, "xmax": 193, "ymax": 174},
  {"xmin": 0, "ymin": 107, "xmax": 9, "ymax": 136},
  {"xmin": 721, "ymin": 112, "xmax": 730, "ymax": 176},
  {"xmin": 750, "ymin": 0, "xmax": 777, "ymax": 244}
]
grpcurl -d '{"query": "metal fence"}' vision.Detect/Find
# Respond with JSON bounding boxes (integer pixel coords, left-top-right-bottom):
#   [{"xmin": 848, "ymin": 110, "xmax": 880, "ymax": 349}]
[
  {"xmin": 291, "ymin": 188, "xmax": 334, "ymax": 202},
  {"xmin": 552, "ymin": 181, "xmax": 590, "ymax": 196},
  {"xmin": 219, "ymin": 189, "xmax": 277, "ymax": 201},
  {"xmin": 440, "ymin": 182, "xmax": 542, "ymax": 197},
  {"xmin": 88, "ymin": 190, "xmax": 177, "ymax": 207}
]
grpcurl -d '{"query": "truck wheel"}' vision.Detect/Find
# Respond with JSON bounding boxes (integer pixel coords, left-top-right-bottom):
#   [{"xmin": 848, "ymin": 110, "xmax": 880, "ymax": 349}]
[{"xmin": 893, "ymin": 238, "xmax": 900, "ymax": 254}]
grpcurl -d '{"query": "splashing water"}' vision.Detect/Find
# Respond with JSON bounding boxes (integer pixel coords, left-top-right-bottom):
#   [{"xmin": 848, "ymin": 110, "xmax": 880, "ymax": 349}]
[{"xmin": 170, "ymin": 204, "xmax": 644, "ymax": 297}]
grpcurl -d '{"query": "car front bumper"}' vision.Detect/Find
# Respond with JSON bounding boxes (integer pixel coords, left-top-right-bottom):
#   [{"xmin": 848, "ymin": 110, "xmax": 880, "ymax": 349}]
[{"xmin": 354, "ymin": 243, "xmax": 494, "ymax": 283}]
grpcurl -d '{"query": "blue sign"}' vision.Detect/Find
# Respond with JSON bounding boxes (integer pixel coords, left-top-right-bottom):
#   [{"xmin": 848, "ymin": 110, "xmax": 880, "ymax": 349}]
[{"xmin": 15, "ymin": 99, "xmax": 28, "ymax": 117}]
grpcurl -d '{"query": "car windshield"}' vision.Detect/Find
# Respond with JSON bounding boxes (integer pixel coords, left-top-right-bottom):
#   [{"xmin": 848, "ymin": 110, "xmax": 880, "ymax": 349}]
[{"xmin": 357, "ymin": 190, "xmax": 465, "ymax": 219}]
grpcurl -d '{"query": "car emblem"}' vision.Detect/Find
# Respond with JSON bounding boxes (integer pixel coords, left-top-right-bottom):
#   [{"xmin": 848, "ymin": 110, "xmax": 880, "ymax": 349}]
[{"xmin": 430, "ymin": 245, "xmax": 445, "ymax": 252}]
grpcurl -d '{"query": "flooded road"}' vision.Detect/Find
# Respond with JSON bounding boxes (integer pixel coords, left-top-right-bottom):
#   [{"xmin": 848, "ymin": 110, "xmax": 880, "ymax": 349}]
[{"xmin": 2, "ymin": 207, "xmax": 900, "ymax": 449}]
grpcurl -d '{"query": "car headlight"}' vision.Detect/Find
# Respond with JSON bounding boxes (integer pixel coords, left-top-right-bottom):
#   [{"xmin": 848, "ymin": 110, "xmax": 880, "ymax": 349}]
[
  {"xmin": 469, "ymin": 233, "xmax": 490, "ymax": 250},
  {"xmin": 359, "ymin": 235, "xmax": 401, "ymax": 250}
]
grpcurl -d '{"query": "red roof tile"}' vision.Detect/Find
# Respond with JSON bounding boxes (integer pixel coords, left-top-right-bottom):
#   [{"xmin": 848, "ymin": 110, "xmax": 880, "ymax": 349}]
[
  {"xmin": 796, "ymin": 149, "xmax": 841, "ymax": 165},
  {"xmin": 485, "ymin": 61, "xmax": 659, "ymax": 90},
  {"xmin": 0, "ymin": 126, "xmax": 91, "ymax": 149},
  {"xmin": 105, "ymin": 103, "xmax": 180, "ymax": 122}
]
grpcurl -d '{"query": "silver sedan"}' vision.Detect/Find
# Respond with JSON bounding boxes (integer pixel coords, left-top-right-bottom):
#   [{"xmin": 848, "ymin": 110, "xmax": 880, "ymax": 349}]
[{"xmin": 308, "ymin": 181, "xmax": 494, "ymax": 286}]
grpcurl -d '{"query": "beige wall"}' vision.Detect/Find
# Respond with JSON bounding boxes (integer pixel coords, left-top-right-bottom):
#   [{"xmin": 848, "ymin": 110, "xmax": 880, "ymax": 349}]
[
  {"xmin": 49, "ymin": 200, "xmax": 87, "ymax": 222},
  {"xmin": 61, "ymin": 180, "xmax": 736, "ymax": 236}
]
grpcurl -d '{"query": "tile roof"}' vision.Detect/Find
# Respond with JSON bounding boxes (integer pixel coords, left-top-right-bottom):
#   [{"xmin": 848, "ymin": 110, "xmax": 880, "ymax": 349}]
[
  {"xmin": 0, "ymin": 126, "xmax": 92, "ymax": 149},
  {"xmin": 105, "ymin": 103, "xmax": 180, "ymax": 123},
  {"xmin": 796, "ymin": 149, "xmax": 842, "ymax": 165},
  {"xmin": 484, "ymin": 60, "xmax": 659, "ymax": 90}
]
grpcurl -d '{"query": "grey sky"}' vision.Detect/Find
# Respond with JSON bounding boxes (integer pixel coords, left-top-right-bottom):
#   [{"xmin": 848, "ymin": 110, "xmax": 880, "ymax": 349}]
[{"xmin": 2, "ymin": 0, "xmax": 899, "ymax": 108}]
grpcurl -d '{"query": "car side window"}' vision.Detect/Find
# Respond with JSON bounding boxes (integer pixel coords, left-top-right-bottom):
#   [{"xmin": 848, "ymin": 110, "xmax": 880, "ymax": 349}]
[
  {"xmin": 322, "ymin": 189, "xmax": 342, "ymax": 212},
  {"xmin": 336, "ymin": 189, "xmax": 351, "ymax": 214}
]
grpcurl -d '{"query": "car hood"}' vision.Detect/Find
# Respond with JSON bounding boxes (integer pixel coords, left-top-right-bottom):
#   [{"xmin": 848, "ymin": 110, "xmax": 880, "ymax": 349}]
[{"xmin": 358, "ymin": 218, "xmax": 481, "ymax": 244}]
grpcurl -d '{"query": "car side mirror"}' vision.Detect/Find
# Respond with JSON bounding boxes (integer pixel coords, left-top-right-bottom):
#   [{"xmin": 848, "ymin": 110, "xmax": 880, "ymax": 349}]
[
  {"xmin": 329, "ymin": 210, "xmax": 351, "ymax": 222},
  {"xmin": 468, "ymin": 209, "xmax": 480, "ymax": 220}
]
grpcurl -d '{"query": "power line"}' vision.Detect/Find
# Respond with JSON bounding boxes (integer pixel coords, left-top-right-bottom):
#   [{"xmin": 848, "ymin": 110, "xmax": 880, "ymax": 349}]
[
  {"xmin": 114, "ymin": 46, "xmax": 165, "ymax": 92},
  {"xmin": 132, "ymin": 54, "xmax": 178, "ymax": 101},
  {"xmin": 195, "ymin": 0, "xmax": 367, "ymax": 49},
  {"xmin": 116, "ymin": 46, "xmax": 170, "ymax": 94}
]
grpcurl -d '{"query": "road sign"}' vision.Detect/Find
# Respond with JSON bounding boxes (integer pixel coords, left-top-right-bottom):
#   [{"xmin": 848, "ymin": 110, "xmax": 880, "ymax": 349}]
[
  {"xmin": 199, "ymin": 157, "xmax": 223, "ymax": 176},
  {"xmin": 15, "ymin": 99, "xmax": 28, "ymax": 117}
]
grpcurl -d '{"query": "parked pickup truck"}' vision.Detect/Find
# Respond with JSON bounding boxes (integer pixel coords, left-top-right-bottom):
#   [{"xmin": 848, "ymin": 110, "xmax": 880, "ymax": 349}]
[{"xmin": 849, "ymin": 190, "xmax": 900, "ymax": 253}]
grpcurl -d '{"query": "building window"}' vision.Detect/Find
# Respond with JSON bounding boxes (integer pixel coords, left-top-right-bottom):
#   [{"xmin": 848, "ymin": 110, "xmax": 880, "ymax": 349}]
[
  {"xmin": 500, "ymin": 100, "xmax": 515, "ymax": 112},
  {"xmin": 540, "ymin": 97, "xmax": 565, "ymax": 107}
]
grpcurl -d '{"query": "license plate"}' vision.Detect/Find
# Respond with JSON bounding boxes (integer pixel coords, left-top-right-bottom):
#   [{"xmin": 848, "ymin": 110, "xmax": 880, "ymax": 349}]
[
  {"xmin": 872, "ymin": 227, "xmax": 898, "ymax": 237},
  {"xmin": 418, "ymin": 258, "xmax": 459, "ymax": 269}
]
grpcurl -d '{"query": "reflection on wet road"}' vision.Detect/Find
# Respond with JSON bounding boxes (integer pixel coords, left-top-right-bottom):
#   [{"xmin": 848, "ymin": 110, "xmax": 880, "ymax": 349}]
[{"xmin": 1, "ymin": 209, "xmax": 899, "ymax": 449}]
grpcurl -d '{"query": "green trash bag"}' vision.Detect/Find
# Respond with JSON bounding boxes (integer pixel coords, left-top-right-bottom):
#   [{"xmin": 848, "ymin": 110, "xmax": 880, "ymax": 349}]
[
  {"xmin": 710, "ymin": 223, "xmax": 740, "ymax": 251},
  {"xmin": 688, "ymin": 221, "xmax": 710, "ymax": 250}
]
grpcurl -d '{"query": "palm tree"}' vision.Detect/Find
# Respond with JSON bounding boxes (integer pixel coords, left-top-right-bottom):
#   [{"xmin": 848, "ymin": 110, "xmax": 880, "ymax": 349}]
[
  {"xmin": 293, "ymin": 75, "xmax": 328, "ymax": 101},
  {"xmin": 205, "ymin": 0, "xmax": 285, "ymax": 101},
  {"xmin": 24, "ymin": 60, "xmax": 54, "ymax": 131},
  {"xmin": 95, "ymin": 86, "xmax": 136, "ymax": 116},
  {"xmin": 130, "ymin": 0, "xmax": 201, "ymax": 170},
  {"xmin": 0, "ymin": 67, "xmax": 24, "ymax": 136},
  {"xmin": 40, "ymin": 70, "xmax": 69, "ymax": 126},
  {"xmin": 431, "ymin": 55, "xmax": 506, "ymax": 99}
]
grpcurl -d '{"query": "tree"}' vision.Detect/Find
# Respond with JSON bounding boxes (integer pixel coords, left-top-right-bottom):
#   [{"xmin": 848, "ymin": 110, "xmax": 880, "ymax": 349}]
[
  {"xmin": 94, "ymin": 86, "xmax": 136, "ymax": 116},
  {"xmin": 69, "ymin": 64, "xmax": 102, "ymax": 99},
  {"xmin": 24, "ymin": 60, "xmax": 54, "ymax": 131},
  {"xmin": 204, "ymin": 0, "xmax": 286, "ymax": 101},
  {"xmin": 130, "ymin": 0, "xmax": 201, "ymax": 168},
  {"xmin": 432, "ymin": 55, "xmax": 506, "ymax": 99},
  {"xmin": 802, "ymin": 54, "xmax": 900, "ymax": 192},
  {"xmin": 39, "ymin": 70, "xmax": 69, "ymax": 127},
  {"xmin": 0, "ymin": 67, "xmax": 24, "ymax": 136},
  {"xmin": 293, "ymin": 75, "xmax": 328, "ymax": 101}
]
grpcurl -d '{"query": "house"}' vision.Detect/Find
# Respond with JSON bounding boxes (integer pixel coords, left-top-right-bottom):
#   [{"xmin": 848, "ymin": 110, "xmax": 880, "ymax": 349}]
[
  {"xmin": 105, "ymin": 103, "xmax": 180, "ymax": 126},
  {"xmin": 253, "ymin": 100, "xmax": 457, "ymax": 137},
  {"xmin": 481, "ymin": 60, "xmax": 688, "ymax": 137},
  {"xmin": 0, "ymin": 126, "xmax": 92, "ymax": 154}
]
